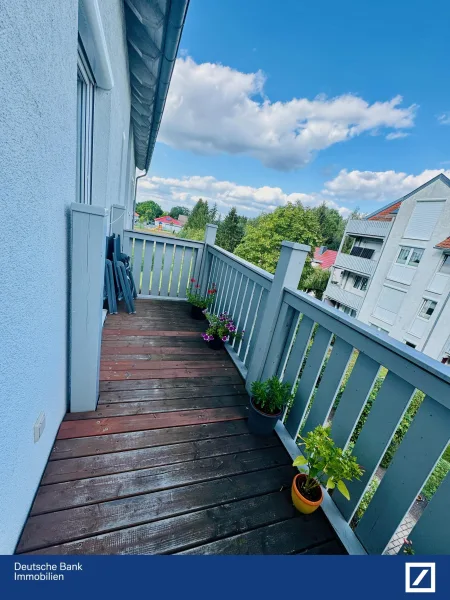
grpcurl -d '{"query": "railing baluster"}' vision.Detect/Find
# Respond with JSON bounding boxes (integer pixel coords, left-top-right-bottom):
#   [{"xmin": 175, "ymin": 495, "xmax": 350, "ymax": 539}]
[
  {"xmin": 160, "ymin": 243, "xmax": 174, "ymax": 297},
  {"xmin": 408, "ymin": 472, "xmax": 450, "ymax": 555},
  {"xmin": 132, "ymin": 238, "xmax": 144, "ymax": 294},
  {"xmin": 285, "ymin": 326, "xmax": 333, "ymax": 440},
  {"xmin": 334, "ymin": 372, "xmax": 415, "ymax": 521},
  {"xmin": 212, "ymin": 259, "xmax": 225, "ymax": 313},
  {"xmin": 261, "ymin": 302, "xmax": 296, "ymax": 380},
  {"xmin": 356, "ymin": 396, "xmax": 450, "ymax": 554},
  {"xmin": 232, "ymin": 276, "xmax": 250, "ymax": 351},
  {"xmin": 169, "ymin": 245, "xmax": 184, "ymax": 297},
  {"xmin": 242, "ymin": 286, "xmax": 267, "ymax": 366},
  {"xmin": 178, "ymin": 247, "xmax": 193, "ymax": 297},
  {"xmin": 228, "ymin": 272, "xmax": 243, "ymax": 322},
  {"xmin": 140, "ymin": 240, "xmax": 154, "ymax": 295},
  {"xmin": 302, "ymin": 337, "xmax": 354, "ymax": 436},
  {"xmin": 282, "ymin": 315, "xmax": 314, "ymax": 392},
  {"xmin": 277, "ymin": 311, "xmax": 301, "ymax": 380},
  {"xmin": 223, "ymin": 268, "xmax": 238, "ymax": 315},
  {"xmin": 331, "ymin": 353, "xmax": 380, "ymax": 449},
  {"xmin": 218, "ymin": 265, "xmax": 231, "ymax": 314},
  {"xmin": 151, "ymin": 242, "xmax": 164, "ymax": 296}
]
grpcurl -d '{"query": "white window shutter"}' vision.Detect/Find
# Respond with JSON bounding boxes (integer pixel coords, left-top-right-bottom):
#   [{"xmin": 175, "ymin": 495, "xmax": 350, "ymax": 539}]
[
  {"xmin": 373, "ymin": 286, "xmax": 406, "ymax": 325},
  {"xmin": 404, "ymin": 201, "xmax": 444, "ymax": 240}
]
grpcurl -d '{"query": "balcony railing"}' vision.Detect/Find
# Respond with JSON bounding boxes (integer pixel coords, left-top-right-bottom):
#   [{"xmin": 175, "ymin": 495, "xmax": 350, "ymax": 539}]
[
  {"xmin": 122, "ymin": 224, "xmax": 450, "ymax": 554},
  {"xmin": 323, "ymin": 283, "xmax": 364, "ymax": 312},
  {"xmin": 345, "ymin": 218, "xmax": 392, "ymax": 238},
  {"xmin": 334, "ymin": 253, "xmax": 377, "ymax": 277}
]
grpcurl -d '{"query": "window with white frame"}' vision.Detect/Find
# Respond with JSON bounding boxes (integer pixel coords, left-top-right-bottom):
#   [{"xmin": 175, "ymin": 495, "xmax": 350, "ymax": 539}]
[
  {"xmin": 76, "ymin": 42, "xmax": 95, "ymax": 204},
  {"xmin": 353, "ymin": 275, "xmax": 368, "ymax": 291},
  {"xmin": 395, "ymin": 246, "xmax": 424, "ymax": 267},
  {"xmin": 438, "ymin": 254, "xmax": 450, "ymax": 275},
  {"xmin": 418, "ymin": 299, "xmax": 437, "ymax": 320}
]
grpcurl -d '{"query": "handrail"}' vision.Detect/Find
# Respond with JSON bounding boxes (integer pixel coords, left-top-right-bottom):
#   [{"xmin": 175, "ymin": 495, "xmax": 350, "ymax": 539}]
[
  {"xmin": 124, "ymin": 228, "xmax": 204, "ymax": 249},
  {"xmin": 283, "ymin": 286, "xmax": 450, "ymax": 409}
]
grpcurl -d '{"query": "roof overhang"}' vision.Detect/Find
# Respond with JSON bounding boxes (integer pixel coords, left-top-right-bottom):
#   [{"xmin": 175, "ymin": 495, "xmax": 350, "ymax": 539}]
[{"xmin": 125, "ymin": 0, "xmax": 189, "ymax": 171}]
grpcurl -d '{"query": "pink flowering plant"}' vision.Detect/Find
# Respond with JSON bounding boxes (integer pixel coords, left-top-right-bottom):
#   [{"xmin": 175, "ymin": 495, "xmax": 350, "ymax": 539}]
[
  {"xmin": 202, "ymin": 312, "xmax": 244, "ymax": 343},
  {"xmin": 186, "ymin": 278, "xmax": 217, "ymax": 309}
]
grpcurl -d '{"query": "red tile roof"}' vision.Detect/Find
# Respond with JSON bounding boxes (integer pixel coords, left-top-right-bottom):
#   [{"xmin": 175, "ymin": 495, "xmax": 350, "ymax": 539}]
[
  {"xmin": 155, "ymin": 216, "xmax": 182, "ymax": 226},
  {"xmin": 435, "ymin": 237, "xmax": 450, "ymax": 250},
  {"xmin": 368, "ymin": 200, "xmax": 402, "ymax": 221},
  {"xmin": 313, "ymin": 247, "xmax": 338, "ymax": 270}
]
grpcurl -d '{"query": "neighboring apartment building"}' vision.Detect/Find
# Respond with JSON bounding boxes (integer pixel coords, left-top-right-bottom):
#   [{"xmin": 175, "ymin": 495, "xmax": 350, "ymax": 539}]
[
  {"xmin": 0, "ymin": 0, "xmax": 188, "ymax": 554},
  {"xmin": 324, "ymin": 174, "xmax": 450, "ymax": 362}
]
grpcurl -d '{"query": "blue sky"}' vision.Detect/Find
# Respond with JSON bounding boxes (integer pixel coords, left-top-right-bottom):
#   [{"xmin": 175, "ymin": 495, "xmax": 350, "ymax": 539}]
[{"xmin": 138, "ymin": 0, "xmax": 450, "ymax": 218}]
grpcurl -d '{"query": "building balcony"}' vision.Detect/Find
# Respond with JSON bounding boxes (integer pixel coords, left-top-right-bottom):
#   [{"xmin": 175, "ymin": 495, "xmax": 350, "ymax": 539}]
[
  {"xmin": 323, "ymin": 282, "xmax": 364, "ymax": 312},
  {"xmin": 16, "ymin": 226, "xmax": 450, "ymax": 556},
  {"xmin": 345, "ymin": 218, "xmax": 392, "ymax": 238},
  {"xmin": 334, "ymin": 252, "xmax": 377, "ymax": 277}
]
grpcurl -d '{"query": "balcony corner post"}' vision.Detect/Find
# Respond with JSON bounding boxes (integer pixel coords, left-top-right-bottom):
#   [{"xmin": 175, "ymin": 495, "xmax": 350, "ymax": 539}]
[
  {"xmin": 246, "ymin": 241, "xmax": 310, "ymax": 393},
  {"xmin": 198, "ymin": 223, "xmax": 218, "ymax": 294}
]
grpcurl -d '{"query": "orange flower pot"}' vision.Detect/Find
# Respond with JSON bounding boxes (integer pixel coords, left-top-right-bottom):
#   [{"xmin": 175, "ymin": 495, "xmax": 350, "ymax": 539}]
[{"xmin": 291, "ymin": 473, "xmax": 323, "ymax": 514}]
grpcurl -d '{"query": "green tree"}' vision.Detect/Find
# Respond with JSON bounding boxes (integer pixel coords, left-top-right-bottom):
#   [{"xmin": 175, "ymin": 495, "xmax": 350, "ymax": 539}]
[
  {"xmin": 135, "ymin": 200, "xmax": 163, "ymax": 222},
  {"xmin": 234, "ymin": 202, "xmax": 322, "ymax": 283},
  {"xmin": 169, "ymin": 206, "xmax": 190, "ymax": 219},
  {"xmin": 179, "ymin": 198, "xmax": 218, "ymax": 241},
  {"xmin": 301, "ymin": 268, "xmax": 331, "ymax": 300},
  {"xmin": 216, "ymin": 207, "xmax": 247, "ymax": 252},
  {"xmin": 312, "ymin": 203, "xmax": 346, "ymax": 251}
]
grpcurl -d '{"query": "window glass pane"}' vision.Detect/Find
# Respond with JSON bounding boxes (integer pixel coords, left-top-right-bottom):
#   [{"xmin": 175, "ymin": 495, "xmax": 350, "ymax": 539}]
[
  {"xmin": 361, "ymin": 277, "xmax": 368, "ymax": 291},
  {"xmin": 353, "ymin": 276, "xmax": 362, "ymax": 289},
  {"xmin": 419, "ymin": 299, "xmax": 437, "ymax": 320},
  {"xmin": 439, "ymin": 255, "xmax": 450, "ymax": 275},
  {"xmin": 396, "ymin": 247, "xmax": 410, "ymax": 264},
  {"xmin": 408, "ymin": 248, "xmax": 424, "ymax": 267}
]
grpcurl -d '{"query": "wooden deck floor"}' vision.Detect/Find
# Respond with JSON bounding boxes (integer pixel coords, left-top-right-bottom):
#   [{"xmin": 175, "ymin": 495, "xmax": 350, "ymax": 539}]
[{"xmin": 16, "ymin": 300, "xmax": 344, "ymax": 555}]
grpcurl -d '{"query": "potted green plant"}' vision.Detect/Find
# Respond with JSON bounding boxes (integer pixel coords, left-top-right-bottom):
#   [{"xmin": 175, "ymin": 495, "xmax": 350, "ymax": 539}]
[
  {"xmin": 292, "ymin": 425, "xmax": 363, "ymax": 514},
  {"xmin": 186, "ymin": 279, "xmax": 216, "ymax": 320},
  {"xmin": 248, "ymin": 376, "xmax": 293, "ymax": 436},
  {"xmin": 201, "ymin": 312, "xmax": 243, "ymax": 350}
]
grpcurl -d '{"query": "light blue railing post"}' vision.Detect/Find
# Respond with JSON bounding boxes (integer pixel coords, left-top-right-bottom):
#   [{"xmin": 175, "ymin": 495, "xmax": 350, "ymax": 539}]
[
  {"xmin": 198, "ymin": 223, "xmax": 218, "ymax": 294},
  {"xmin": 245, "ymin": 241, "xmax": 310, "ymax": 392}
]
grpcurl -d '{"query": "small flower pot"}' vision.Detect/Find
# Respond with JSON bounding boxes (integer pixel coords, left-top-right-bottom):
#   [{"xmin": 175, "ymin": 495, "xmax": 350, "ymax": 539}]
[
  {"xmin": 247, "ymin": 397, "xmax": 281, "ymax": 436},
  {"xmin": 291, "ymin": 473, "xmax": 323, "ymax": 514},
  {"xmin": 190, "ymin": 305, "xmax": 206, "ymax": 320},
  {"xmin": 207, "ymin": 336, "xmax": 224, "ymax": 350}
]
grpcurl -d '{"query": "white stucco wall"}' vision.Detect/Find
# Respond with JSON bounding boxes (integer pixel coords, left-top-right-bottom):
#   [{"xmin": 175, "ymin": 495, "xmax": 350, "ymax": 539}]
[
  {"xmin": 0, "ymin": 0, "xmax": 78, "ymax": 554},
  {"xmin": 0, "ymin": 0, "xmax": 136, "ymax": 554},
  {"xmin": 358, "ymin": 179, "xmax": 450, "ymax": 357}
]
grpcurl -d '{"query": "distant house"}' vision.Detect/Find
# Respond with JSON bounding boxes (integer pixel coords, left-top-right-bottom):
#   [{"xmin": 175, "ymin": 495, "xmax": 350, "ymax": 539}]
[
  {"xmin": 312, "ymin": 246, "xmax": 338, "ymax": 270},
  {"xmin": 178, "ymin": 214, "xmax": 188, "ymax": 226},
  {"xmin": 155, "ymin": 215, "xmax": 183, "ymax": 233}
]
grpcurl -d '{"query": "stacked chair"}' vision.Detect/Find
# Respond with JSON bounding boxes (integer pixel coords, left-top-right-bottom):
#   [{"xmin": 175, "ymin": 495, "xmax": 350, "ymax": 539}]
[{"xmin": 104, "ymin": 234, "xmax": 137, "ymax": 314}]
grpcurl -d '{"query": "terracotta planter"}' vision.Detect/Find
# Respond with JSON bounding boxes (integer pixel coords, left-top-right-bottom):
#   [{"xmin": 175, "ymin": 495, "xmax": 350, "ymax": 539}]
[
  {"xmin": 190, "ymin": 305, "xmax": 206, "ymax": 320},
  {"xmin": 207, "ymin": 336, "xmax": 224, "ymax": 350},
  {"xmin": 291, "ymin": 473, "xmax": 323, "ymax": 514},
  {"xmin": 247, "ymin": 397, "xmax": 282, "ymax": 436}
]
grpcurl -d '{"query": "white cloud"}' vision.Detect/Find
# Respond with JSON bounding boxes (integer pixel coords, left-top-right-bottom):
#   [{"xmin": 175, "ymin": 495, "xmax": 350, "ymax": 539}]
[
  {"xmin": 324, "ymin": 168, "xmax": 450, "ymax": 202},
  {"xmin": 386, "ymin": 131, "xmax": 409, "ymax": 140},
  {"xmin": 138, "ymin": 175, "xmax": 351, "ymax": 218},
  {"xmin": 437, "ymin": 113, "xmax": 450, "ymax": 125},
  {"xmin": 159, "ymin": 57, "xmax": 417, "ymax": 171}
]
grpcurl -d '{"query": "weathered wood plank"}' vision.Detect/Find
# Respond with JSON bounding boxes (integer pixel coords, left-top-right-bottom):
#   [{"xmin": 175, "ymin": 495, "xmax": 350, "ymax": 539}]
[
  {"xmin": 99, "ymin": 366, "xmax": 239, "ymax": 381},
  {"xmin": 34, "ymin": 447, "xmax": 289, "ymax": 513},
  {"xmin": 101, "ymin": 346, "xmax": 219, "ymax": 356},
  {"xmin": 99, "ymin": 360, "xmax": 231, "ymax": 371},
  {"xmin": 50, "ymin": 420, "xmax": 251, "ymax": 461},
  {"xmin": 102, "ymin": 330, "xmax": 201, "ymax": 337},
  {"xmin": 57, "ymin": 406, "xmax": 248, "ymax": 439},
  {"xmin": 16, "ymin": 466, "xmax": 295, "ymax": 552},
  {"xmin": 178, "ymin": 517, "xmax": 335, "ymax": 555},
  {"xmin": 98, "ymin": 383, "xmax": 246, "ymax": 403},
  {"xmin": 99, "ymin": 374, "xmax": 243, "ymax": 392},
  {"xmin": 101, "ymin": 353, "xmax": 227, "ymax": 362},
  {"xmin": 23, "ymin": 491, "xmax": 297, "ymax": 555},
  {"xmin": 65, "ymin": 394, "xmax": 249, "ymax": 420},
  {"xmin": 46, "ymin": 433, "xmax": 279, "ymax": 483}
]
